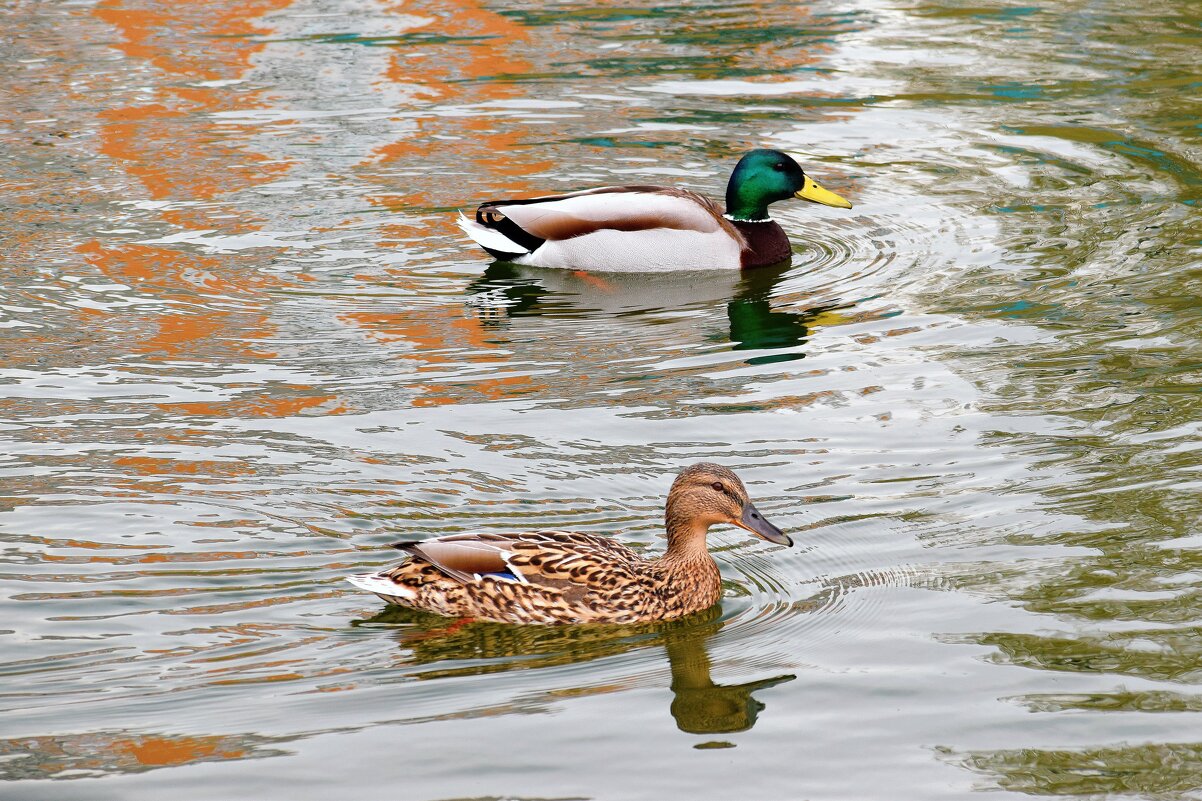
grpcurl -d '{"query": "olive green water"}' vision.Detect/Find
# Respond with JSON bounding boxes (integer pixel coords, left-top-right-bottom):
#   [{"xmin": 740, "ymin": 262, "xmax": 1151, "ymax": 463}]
[{"xmin": 2, "ymin": 0, "xmax": 1200, "ymax": 798}]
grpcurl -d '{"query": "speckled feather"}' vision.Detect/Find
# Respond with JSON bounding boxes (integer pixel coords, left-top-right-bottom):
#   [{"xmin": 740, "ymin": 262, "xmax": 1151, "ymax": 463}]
[{"xmin": 363, "ymin": 529, "xmax": 719, "ymax": 625}]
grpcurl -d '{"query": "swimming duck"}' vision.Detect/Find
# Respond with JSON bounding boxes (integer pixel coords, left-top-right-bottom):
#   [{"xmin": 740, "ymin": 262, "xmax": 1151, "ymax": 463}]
[
  {"xmin": 456, "ymin": 149, "xmax": 853, "ymax": 272},
  {"xmin": 346, "ymin": 462, "xmax": 792, "ymax": 625}
]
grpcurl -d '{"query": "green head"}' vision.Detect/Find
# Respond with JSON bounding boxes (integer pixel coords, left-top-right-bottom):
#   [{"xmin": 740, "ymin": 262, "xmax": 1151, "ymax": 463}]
[{"xmin": 724, "ymin": 149, "xmax": 852, "ymax": 222}]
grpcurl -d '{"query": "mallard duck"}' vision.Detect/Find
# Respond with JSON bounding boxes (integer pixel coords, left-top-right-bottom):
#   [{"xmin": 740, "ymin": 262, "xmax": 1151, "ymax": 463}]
[
  {"xmin": 346, "ymin": 462, "xmax": 792, "ymax": 625},
  {"xmin": 456, "ymin": 149, "xmax": 853, "ymax": 271}
]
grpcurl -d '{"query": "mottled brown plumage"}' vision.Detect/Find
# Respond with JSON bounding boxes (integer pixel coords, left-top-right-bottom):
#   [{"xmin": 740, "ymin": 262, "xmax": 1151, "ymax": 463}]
[{"xmin": 346, "ymin": 463, "xmax": 792, "ymax": 625}]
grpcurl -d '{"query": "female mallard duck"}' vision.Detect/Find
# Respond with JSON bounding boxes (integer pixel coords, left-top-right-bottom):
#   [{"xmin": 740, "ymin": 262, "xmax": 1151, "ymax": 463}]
[
  {"xmin": 456, "ymin": 149, "xmax": 852, "ymax": 272},
  {"xmin": 346, "ymin": 463, "xmax": 792, "ymax": 625}
]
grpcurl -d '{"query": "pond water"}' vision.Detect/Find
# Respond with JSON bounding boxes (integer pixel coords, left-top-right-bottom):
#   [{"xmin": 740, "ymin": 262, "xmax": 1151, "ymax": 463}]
[{"xmin": 2, "ymin": 0, "xmax": 1200, "ymax": 799}]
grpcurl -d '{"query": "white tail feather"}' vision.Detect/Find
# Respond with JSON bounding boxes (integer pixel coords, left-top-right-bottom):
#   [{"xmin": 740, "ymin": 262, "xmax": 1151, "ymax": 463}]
[
  {"xmin": 345, "ymin": 573, "xmax": 415, "ymax": 601},
  {"xmin": 456, "ymin": 212, "xmax": 527, "ymax": 255}
]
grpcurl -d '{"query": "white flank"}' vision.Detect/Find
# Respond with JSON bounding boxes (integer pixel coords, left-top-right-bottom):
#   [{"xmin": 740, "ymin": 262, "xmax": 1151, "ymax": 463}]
[
  {"xmin": 456, "ymin": 212, "xmax": 527, "ymax": 255},
  {"xmin": 520, "ymin": 227, "xmax": 742, "ymax": 271},
  {"xmin": 345, "ymin": 573, "xmax": 415, "ymax": 601}
]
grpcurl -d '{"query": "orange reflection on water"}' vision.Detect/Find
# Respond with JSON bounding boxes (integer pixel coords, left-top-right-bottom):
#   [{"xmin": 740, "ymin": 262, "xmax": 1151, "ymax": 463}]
[
  {"xmin": 81, "ymin": 0, "xmax": 301, "ymax": 377},
  {"xmin": 155, "ymin": 394, "xmax": 347, "ymax": 418},
  {"xmin": 0, "ymin": 730, "xmax": 278, "ymax": 779},
  {"xmin": 94, "ymin": 0, "xmax": 297, "ymax": 201},
  {"xmin": 112, "ymin": 456, "xmax": 256, "ymax": 477},
  {"xmin": 341, "ymin": 308, "xmax": 546, "ymax": 405},
  {"xmin": 94, "ymin": 0, "xmax": 291, "ymax": 81},
  {"xmin": 75, "ymin": 241, "xmax": 282, "ymax": 362},
  {"xmin": 336, "ymin": 1, "xmax": 557, "ymax": 400},
  {"xmin": 370, "ymin": 0, "xmax": 557, "ymax": 205},
  {"xmin": 119, "ymin": 734, "xmax": 246, "ymax": 767},
  {"xmin": 98, "ymin": 103, "xmax": 291, "ymax": 203}
]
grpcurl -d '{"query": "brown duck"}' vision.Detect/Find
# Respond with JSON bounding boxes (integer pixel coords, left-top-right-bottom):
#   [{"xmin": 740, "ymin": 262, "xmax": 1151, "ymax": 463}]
[{"xmin": 346, "ymin": 463, "xmax": 792, "ymax": 625}]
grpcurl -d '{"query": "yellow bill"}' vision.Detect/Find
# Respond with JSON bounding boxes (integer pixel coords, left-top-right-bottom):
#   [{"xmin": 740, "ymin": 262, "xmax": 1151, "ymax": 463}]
[{"xmin": 795, "ymin": 175, "xmax": 853, "ymax": 209}]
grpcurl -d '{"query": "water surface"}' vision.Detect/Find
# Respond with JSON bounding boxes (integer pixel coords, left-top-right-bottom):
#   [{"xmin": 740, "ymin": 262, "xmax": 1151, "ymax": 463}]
[{"xmin": 2, "ymin": 0, "xmax": 1200, "ymax": 799}]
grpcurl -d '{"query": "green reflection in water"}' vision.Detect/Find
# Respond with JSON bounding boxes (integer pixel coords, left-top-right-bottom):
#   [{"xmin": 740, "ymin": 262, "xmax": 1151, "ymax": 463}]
[
  {"xmin": 724, "ymin": 261, "xmax": 857, "ymax": 365},
  {"xmin": 355, "ymin": 604, "xmax": 794, "ymax": 736},
  {"xmin": 466, "ymin": 260, "xmax": 856, "ymax": 366},
  {"xmin": 1012, "ymin": 690, "xmax": 1202, "ymax": 714},
  {"xmin": 954, "ymin": 742, "xmax": 1202, "ymax": 798},
  {"xmin": 974, "ymin": 628, "xmax": 1202, "ymax": 683}
]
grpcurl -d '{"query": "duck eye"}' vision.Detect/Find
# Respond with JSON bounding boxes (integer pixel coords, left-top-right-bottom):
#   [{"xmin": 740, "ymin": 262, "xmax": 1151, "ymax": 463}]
[
  {"xmin": 772, "ymin": 162, "xmax": 785, "ymax": 171},
  {"xmin": 711, "ymin": 482, "xmax": 725, "ymax": 493}
]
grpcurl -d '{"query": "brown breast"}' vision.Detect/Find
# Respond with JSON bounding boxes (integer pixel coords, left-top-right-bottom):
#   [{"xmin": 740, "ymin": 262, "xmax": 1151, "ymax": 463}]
[{"xmin": 734, "ymin": 220, "xmax": 792, "ymax": 268}]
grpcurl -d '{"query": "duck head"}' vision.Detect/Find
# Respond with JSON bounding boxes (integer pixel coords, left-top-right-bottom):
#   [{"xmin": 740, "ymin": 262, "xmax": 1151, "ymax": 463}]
[
  {"xmin": 665, "ymin": 462, "xmax": 792, "ymax": 546},
  {"xmin": 724, "ymin": 149, "xmax": 852, "ymax": 222}
]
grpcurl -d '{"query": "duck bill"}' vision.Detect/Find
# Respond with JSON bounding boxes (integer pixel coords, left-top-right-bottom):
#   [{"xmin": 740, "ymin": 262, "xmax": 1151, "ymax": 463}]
[
  {"xmin": 736, "ymin": 503, "xmax": 793, "ymax": 546},
  {"xmin": 795, "ymin": 175, "xmax": 853, "ymax": 209}
]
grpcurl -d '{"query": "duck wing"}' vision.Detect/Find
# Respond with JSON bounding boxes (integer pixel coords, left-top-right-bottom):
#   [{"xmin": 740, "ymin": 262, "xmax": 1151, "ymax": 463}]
[
  {"xmin": 481, "ymin": 187, "xmax": 738, "ymax": 239},
  {"xmin": 395, "ymin": 534, "xmax": 517, "ymax": 583},
  {"xmin": 394, "ymin": 530, "xmax": 642, "ymax": 590}
]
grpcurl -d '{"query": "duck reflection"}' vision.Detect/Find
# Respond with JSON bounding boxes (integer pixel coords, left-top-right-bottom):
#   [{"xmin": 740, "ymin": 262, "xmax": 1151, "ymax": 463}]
[
  {"xmin": 664, "ymin": 630, "xmax": 795, "ymax": 734},
  {"xmin": 355, "ymin": 604, "xmax": 795, "ymax": 735},
  {"xmin": 465, "ymin": 260, "xmax": 853, "ymax": 364},
  {"xmin": 725, "ymin": 261, "xmax": 856, "ymax": 365}
]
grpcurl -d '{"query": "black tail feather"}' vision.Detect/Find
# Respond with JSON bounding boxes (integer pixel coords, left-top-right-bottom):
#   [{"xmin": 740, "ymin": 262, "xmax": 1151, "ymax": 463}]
[{"xmin": 475, "ymin": 202, "xmax": 545, "ymax": 254}]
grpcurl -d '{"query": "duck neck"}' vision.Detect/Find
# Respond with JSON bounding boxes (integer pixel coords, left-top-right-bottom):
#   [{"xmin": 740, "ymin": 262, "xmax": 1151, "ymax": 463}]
[
  {"xmin": 657, "ymin": 509, "xmax": 723, "ymax": 613},
  {"xmin": 661, "ymin": 515, "xmax": 716, "ymax": 570},
  {"xmin": 724, "ymin": 190, "xmax": 771, "ymax": 223}
]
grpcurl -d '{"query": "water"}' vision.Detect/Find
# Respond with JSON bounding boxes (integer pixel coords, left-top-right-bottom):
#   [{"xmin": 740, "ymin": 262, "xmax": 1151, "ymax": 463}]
[{"xmin": 1, "ymin": 0, "xmax": 1199, "ymax": 798}]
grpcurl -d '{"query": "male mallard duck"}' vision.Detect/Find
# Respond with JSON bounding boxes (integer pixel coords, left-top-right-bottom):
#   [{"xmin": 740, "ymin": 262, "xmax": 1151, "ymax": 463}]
[
  {"xmin": 456, "ymin": 149, "xmax": 853, "ymax": 271},
  {"xmin": 346, "ymin": 463, "xmax": 792, "ymax": 625}
]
